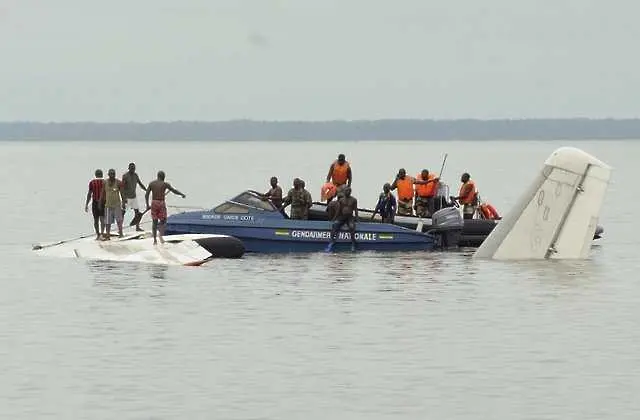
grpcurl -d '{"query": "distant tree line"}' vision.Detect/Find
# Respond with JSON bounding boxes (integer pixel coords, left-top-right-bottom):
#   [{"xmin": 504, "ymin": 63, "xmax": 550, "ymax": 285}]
[{"xmin": 1, "ymin": 119, "xmax": 640, "ymax": 141}]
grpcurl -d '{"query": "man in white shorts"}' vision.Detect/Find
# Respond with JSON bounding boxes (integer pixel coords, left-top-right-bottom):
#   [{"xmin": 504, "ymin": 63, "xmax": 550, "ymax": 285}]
[{"xmin": 121, "ymin": 162, "xmax": 147, "ymax": 231}]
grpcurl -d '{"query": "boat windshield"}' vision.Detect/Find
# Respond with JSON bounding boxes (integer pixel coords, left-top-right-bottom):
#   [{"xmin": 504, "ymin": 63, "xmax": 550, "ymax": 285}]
[{"xmin": 213, "ymin": 191, "xmax": 276, "ymax": 213}]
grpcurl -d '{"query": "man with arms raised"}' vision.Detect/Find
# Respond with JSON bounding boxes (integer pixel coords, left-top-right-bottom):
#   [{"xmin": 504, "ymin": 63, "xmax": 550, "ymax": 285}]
[{"xmin": 145, "ymin": 170, "xmax": 186, "ymax": 245}]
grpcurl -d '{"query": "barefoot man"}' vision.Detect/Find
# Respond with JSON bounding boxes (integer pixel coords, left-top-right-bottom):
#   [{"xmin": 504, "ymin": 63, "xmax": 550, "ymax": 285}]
[
  {"xmin": 121, "ymin": 162, "xmax": 147, "ymax": 232},
  {"xmin": 145, "ymin": 170, "xmax": 186, "ymax": 244},
  {"xmin": 326, "ymin": 186, "xmax": 359, "ymax": 252}
]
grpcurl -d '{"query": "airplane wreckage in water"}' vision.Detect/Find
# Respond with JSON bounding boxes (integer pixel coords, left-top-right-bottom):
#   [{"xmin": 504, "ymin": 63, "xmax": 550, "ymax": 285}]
[{"xmin": 33, "ymin": 146, "xmax": 610, "ymax": 266}]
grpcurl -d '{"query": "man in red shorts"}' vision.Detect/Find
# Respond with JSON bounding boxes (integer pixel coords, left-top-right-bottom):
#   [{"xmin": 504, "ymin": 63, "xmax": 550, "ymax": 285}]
[
  {"xmin": 145, "ymin": 170, "xmax": 186, "ymax": 244},
  {"xmin": 84, "ymin": 169, "xmax": 105, "ymax": 239}
]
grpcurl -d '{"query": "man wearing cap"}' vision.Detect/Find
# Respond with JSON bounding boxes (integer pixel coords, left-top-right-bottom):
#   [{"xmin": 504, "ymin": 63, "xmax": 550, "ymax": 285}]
[{"xmin": 325, "ymin": 153, "xmax": 352, "ymax": 188}]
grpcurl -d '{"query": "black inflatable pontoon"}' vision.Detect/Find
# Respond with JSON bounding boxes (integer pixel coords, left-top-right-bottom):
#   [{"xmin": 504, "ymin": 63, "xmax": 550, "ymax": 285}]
[{"xmin": 307, "ymin": 196, "xmax": 604, "ymax": 247}]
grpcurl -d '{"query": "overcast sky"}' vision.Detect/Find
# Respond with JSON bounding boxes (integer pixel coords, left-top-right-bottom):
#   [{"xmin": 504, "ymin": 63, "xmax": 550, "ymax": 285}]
[{"xmin": 1, "ymin": 0, "xmax": 639, "ymax": 121}]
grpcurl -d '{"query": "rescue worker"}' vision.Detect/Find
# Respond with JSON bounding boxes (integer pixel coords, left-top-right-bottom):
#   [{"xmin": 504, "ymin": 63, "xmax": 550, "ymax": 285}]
[
  {"xmin": 280, "ymin": 178, "xmax": 311, "ymax": 220},
  {"xmin": 326, "ymin": 153, "xmax": 352, "ymax": 188},
  {"xmin": 299, "ymin": 179, "xmax": 313, "ymax": 219},
  {"xmin": 414, "ymin": 169, "xmax": 439, "ymax": 218},
  {"xmin": 390, "ymin": 168, "xmax": 414, "ymax": 216},
  {"xmin": 371, "ymin": 183, "xmax": 397, "ymax": 223},
  {"xmin": 454, "ymin": 172, "xmax": 478, "ymax": 219}
]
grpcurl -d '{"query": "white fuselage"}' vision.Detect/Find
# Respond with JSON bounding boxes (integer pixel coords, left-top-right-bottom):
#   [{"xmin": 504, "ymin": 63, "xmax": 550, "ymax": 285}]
[{"xmin": 33, "ymin": 232, "xmax": 223, "ymax": 266}]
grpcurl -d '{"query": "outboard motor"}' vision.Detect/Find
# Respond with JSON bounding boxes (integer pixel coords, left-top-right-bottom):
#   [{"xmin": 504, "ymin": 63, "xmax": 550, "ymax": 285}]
[
  {"xmin": 434, "ymin": 182, "xmax": 456, "ymax": 212},
  {"xmin": 427, "ymin": 206, "xmax": 463, "ymax": 249}
]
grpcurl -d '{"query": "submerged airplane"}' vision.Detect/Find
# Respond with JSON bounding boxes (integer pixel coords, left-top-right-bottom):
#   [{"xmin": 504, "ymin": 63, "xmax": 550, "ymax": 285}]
[
  {"xmin": 474, "ymin": 146, "xmax": 612, "ymax": 260},
  {"xmin": 33, "ymin": 146, "xmax": 609, "ymax": 266},
  {"xmin": 32, "ymin": 231, "xmax": 245, "ymax": 266}
]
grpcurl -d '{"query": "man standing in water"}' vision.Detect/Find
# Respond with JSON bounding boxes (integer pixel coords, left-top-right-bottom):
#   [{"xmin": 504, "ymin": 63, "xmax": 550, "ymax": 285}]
[
  {"xmin": 100, "ymin": 169, "xmax": 126, "ymax": 239},
  {"xmin": 145, "ymin": 170, "xmax": 186, "ymax": 245},
  {"xmin": 326, "ymin": 186, "xmax": 359, "ymax": 252},
  {"xmin": 121, "ymin": 162, "xmax": 147, "ymax": 231}
]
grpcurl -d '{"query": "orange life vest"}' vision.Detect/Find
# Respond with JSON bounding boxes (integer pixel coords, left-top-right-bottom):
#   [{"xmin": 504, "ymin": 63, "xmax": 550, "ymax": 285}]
[
  {"xmin": 320, "ymin": 182, "xmax": 337, "ymax": 201},
  {"xmin": 479, "ymin": 203, "xmax": 500, "ymax": 220},
  {"xmin": 331, "ymin": 160, "xmax": 350, "ymax": 186},
  {"xmin": 396, "ymin": 176, "xmax": 414, "ymax": 201},
  {"xmin": 415, "ymin": 173, "xmax": 438, "ymax": 198},
  {"xmin": 458, "ymin": 180, "xmax": 477, "ymax": 205}
]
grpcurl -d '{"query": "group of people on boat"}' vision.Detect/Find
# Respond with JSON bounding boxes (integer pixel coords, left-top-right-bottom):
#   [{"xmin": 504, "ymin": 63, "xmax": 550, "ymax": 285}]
[
  {"xmin": 259, "ymin": 153, "xmax": 491, "ymax": 250},
  {"xmin": 84, "ymin": 163, "xmax": 186, "ymax": 244}
]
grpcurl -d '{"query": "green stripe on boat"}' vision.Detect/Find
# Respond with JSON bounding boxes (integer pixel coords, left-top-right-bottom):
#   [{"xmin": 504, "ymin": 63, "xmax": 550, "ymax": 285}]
[
  {"xmin": 379, "ymin": 234, "xmax": 394, "ymax": 239},
  {"xmin": 274, "ymin": 230, "xmax": 290, "ymax": 236}
]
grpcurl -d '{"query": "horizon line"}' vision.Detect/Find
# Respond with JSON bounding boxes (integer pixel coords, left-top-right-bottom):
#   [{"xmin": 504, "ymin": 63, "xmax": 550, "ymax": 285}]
[{"xmin": 3, "ymin": 117, "xmax": 640, "ymax": 124}]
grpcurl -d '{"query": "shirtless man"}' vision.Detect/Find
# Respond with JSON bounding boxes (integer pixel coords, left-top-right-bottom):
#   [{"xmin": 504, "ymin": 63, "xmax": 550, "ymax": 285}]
[
  {"xmin": 144, "ymin": 170, "xmax": 186, "ymax": 244},
  {"xmin": 261, "ymin": 176, "xmax": 283, "ymax": 209},
  {"xmin": 326, "ymin": 186, "xmax": 359, "ymax": 252}
]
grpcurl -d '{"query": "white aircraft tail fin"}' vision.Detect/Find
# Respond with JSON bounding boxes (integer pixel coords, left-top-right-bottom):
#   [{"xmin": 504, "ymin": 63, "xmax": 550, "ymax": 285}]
[{"xmin": 473, "ymin": 147, "xmax": 612, "ymax": 260}]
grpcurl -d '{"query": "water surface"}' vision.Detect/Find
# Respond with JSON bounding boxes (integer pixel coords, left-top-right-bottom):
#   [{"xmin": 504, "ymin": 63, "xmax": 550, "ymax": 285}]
[{"xmin": 0, "ymin": 139, "xmax": 637, "ymax": 419}]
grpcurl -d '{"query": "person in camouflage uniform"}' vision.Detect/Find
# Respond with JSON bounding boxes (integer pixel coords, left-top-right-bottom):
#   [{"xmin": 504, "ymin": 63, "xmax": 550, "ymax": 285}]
[
  {"xmin": 299, "ymin": 179, "xmax": 313, "ymax": 219},
  {"xmin": 281, "ymin": 178, "xmax": 312, "ymax": 219}
]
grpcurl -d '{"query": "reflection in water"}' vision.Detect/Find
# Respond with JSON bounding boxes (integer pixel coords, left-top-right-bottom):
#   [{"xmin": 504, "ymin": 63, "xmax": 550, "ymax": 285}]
[
  {"xmin": 326, "ymin": 253, "xmax": 356, "ymax": 283},
  {"xmin": 147, "ymin": 265, "xmax": 169, "ymax": 299},
  {"xmin": 491, "ymin": 258, "xmax": 604, "ymax": 283},
  {"xmin": 85, "ymin": 260, "xmax": 172, "ymax": 300},
  {"xmin": 86, "ymin": 260, "xmax": 142, "ymax": 301},
  {"xmin": 147, "ymin": 264, "xmax": 168, "ymax": 280}
]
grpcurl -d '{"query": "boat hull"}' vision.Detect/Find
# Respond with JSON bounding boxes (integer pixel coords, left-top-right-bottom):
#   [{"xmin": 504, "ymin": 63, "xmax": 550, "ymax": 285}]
[{"xmin": 165, "ymin": 220, "xmax": 440, "ymax": 254}]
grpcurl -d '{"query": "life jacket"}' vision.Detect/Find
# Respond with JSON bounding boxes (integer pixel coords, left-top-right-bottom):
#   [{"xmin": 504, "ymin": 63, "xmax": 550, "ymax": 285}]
[
  {"xmin": 415, "ymin": 173, "xmax": 438, "ymax": 198},
  {"xmin": 458, "ymin": 180, "xmax": 477, "ymax": 205},
  {"xmin": 396, "ymin": 176, "xmax": 414, "ymax": 201},
  {"xmin": 331, "ymin": 160, "xmax": 350, "ymax": 186},
  {"xmin": 479, "ymin": 203, "xmax": 500, "ymax": 220},
  {"xmin": 320, "ymin": 182, "xmax": 337, "ymax": 201}
]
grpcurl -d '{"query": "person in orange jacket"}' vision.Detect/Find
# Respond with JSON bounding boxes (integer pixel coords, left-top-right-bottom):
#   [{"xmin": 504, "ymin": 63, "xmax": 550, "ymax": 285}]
[
  {"xmin": 326, "ymin": 154, "xmax": 352, "ymax": 188},
  {"xmin": 390, "ymin": 168, "xmax": 415, "ymax": 216},
  {"xmin": 454, "ymin": 172, "xmax": 478, "ymax": 219},
  {"xmin": 414, "ymin": 169, "xmax": 440, "ymax": 218}
]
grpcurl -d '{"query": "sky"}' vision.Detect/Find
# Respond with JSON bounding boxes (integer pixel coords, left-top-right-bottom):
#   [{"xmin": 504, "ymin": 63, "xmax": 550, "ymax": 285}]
[{"xmin": 1, "ymin": 0, "xmax": 639, "ymax": 121}]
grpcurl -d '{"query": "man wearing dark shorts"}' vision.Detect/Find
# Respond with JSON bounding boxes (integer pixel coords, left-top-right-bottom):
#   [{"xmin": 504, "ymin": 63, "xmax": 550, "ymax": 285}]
[
  {"xmin": 145, "ymin": 170, "xmax": 186, "ymax": 245},
  {"xmin": 326, "ymin": 186, "xmax": 359, "ymax": 252},
  {"xmin": 84, "ymin": 169, "xmax": 105, "ymax": 240}
]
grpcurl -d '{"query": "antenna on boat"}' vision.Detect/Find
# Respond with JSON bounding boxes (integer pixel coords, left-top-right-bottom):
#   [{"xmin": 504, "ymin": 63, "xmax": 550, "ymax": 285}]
[{"xmin": 438, "ymin": 153, "xmax": 448, "ymax": 179}]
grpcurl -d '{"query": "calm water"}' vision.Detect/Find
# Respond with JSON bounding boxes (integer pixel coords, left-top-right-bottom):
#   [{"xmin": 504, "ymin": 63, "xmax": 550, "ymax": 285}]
[{"xmin": 1, "ymin": 139, "xmax": 638, "ymax": 419}]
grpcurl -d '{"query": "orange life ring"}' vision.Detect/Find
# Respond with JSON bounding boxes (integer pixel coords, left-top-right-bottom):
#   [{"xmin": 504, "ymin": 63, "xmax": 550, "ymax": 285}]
[{"xmin": 480, "ymin": 203, "xmax": 500, "ymax": 220}]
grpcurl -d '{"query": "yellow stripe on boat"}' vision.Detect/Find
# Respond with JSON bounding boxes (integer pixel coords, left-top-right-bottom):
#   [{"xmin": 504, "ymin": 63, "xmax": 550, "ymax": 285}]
[{"xmin": 274, "ymin": 230, "xmax": 290, "ymax": 236}]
